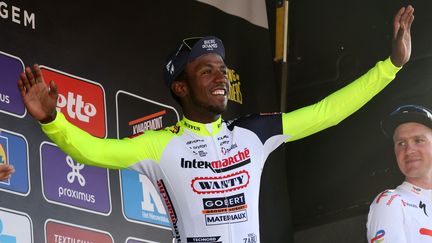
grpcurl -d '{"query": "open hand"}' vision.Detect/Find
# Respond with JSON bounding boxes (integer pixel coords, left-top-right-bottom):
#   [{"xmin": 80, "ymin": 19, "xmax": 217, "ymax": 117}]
[
  {"xmin": 391, "ymin": 5, "xmax": 414, "ymax": 67},
  {"xmin": 18, "ymin": 64, "xmax": 58, "ymax": 123}
]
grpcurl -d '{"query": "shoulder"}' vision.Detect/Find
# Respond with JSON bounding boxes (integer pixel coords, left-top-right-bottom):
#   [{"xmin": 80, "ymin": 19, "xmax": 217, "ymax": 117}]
[
  {"xmin": 369, "ymin": 189, "xmax": 406, "ymax": 213},
  {"xmin": 225, "ymin": 113, "xmax": 282, "ymax": 130}
]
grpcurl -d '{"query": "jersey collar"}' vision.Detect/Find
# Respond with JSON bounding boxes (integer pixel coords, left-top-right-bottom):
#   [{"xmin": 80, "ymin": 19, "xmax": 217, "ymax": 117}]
[
  {"xmin": 180, "ymin": 116, "xmax": 223, "ymax": 136},
  {"xmin": 400, "ymin": 181, "xmax": 432, "ymax": 201}
]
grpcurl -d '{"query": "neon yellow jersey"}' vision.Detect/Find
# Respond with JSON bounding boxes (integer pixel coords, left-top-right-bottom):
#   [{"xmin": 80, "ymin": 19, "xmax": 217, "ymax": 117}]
[{"xmin": 41, "ymin": 58, "xmax": 399, "ymax": 243}]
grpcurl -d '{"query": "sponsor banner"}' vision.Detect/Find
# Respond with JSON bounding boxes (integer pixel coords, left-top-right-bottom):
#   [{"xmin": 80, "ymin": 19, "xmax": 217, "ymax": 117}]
[
  {"xmin": 205, "ymin": 210, "xmax": 248, "ymax": 226},
  {"xmin": 0, "ymin": 51, "xmax": 26, "ymax": 118},
  {"xmin": 115, "ymin": 90, "xmax": 179, "ymax": 138},
  {"xmin": 0, "ymin": 207, "xmax": 33, "ymax": 242},
  {"xmin": 120, "ymin": 169, "xmax": 170, "ymax": 228},
  {"xmin": 116, "ymin": 90, "xmax": 179, "ymax": 228},
  {"xmin": 126, "ymin": 237, "xmax": 161, "ymax": 243},
  {"xmin": 191, "ymin": 170, "xmax": 250, "ymax": 194},
  {"xmin": 40, "ymin": 66, "xmax": 107, "ymax": 138},
  {"xmin": 0, "ymin": 129, "xmax": 30, "ymax": 195},
  {"xmin": 40, "ymin": 142, "xmax": 111, "ymax": 215},
  {"xmin": 45, "ymin": 219, "xmax": 113, "ymax": 243}
]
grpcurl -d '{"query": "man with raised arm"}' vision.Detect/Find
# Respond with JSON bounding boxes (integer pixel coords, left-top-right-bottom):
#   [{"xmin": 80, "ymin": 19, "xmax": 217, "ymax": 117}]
[{"xmin": 18, "ymin": 6, "xmax": 414, "ymax": 243}]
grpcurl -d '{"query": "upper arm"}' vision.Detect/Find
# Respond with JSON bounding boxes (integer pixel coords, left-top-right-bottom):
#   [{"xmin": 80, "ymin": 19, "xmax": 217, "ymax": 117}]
[{"xmin": 366, "ymin": 192, "xmax": 407, "ymax": 243}]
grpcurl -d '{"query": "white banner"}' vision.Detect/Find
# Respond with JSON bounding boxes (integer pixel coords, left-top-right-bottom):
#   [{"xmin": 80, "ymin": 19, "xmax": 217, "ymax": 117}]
[{"xmin": 196, "ymin": 0, "xmax": 268, "ymax": 29}]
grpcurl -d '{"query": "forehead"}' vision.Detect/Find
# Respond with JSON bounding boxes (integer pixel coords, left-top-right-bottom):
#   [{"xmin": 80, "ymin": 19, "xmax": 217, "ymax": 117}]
[
  {"xmin": 393, "ymin": 122, "xmax": 432, "ymax": 138},
  {"xmin": 186, "ymin": 53, "xmax": 226, "ymax": 70}
]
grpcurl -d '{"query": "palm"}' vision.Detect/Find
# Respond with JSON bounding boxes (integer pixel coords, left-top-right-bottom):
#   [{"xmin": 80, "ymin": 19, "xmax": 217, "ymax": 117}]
[
  {"xmin": 23, "ymin": 82, "xmax": 57, "ymax": 121},
  {"xmin": 391, "ymin": 6, "xmax": 414, "ymax": 67},
  {"xmin": 18, "ymin": 64, "xmax": 58, "ymax": 123}
]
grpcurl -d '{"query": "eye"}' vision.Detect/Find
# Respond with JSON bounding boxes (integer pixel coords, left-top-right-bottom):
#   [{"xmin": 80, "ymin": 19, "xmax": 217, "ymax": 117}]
[
  {"xmin": 201, "ymin": 69, "xmax": 211, "ymax": 75},
  {"xmin": 395, "ymin": 141, "xmax": 406, "ymax": 147},
  {"xmin": 415, "ymin": 137, "xmax": 426, "ymax": 144}
]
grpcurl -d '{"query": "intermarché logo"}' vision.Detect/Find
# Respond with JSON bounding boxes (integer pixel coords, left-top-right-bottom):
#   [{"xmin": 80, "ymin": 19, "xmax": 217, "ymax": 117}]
[{"xmin": 181, "ymin": 148, "xmax": 251, "ymax": 173}]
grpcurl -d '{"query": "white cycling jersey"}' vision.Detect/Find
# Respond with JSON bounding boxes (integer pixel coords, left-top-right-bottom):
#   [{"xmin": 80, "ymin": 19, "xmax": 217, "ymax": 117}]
[
  {"xmin": 367, "ymin": 182, "xmax": 432, "ymax": 243},
  {"xmin": 42, "ymin": 58, "xmax": 399, "ymax": 242}
]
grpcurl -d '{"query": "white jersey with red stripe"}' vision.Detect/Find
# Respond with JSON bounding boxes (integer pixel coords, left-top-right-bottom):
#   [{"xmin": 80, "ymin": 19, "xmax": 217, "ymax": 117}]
[{"xmin": 367, "ymin": 182, "xmax": 432, "ymax": 242}]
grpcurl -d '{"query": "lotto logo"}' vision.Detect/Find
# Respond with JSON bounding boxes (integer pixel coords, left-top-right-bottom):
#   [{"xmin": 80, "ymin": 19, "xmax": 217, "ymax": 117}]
[{"xmin": 40, "ymin": 66, "xmax": 106, "ymax": 138}]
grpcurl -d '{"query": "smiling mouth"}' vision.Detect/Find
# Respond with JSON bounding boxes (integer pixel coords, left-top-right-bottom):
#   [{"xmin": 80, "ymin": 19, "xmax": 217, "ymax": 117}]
[
  {"xmin": 405, "ymin": 158, "xmax": 421, "ymax": 164},
  {"xmin": 211, "ymin": 89, "xmax": 227, "ymax": 96}
]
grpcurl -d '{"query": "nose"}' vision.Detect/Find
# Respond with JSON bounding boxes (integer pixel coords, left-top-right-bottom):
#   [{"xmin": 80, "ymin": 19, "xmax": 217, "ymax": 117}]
[
  {"xmin": 214, "ymin": 70, "xmax": 228, "ymax": 84},
  {"xmin": 405, "ymin": 142, "xmax": 417, "ymax": 155}
]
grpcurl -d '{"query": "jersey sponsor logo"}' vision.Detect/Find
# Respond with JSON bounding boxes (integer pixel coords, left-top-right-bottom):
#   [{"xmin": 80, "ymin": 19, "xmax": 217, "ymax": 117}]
[
  {"xmin": 181, "ymin": 148, "xmax": 251, "ymax": 173},
  {"xmin": 187, "ymin": 236, "xmax": 221, "ymax": 243},
  {"xmin": 411, "ymin": 186, "xmax": 422, "ymax": 195},
  {"xmin": 191, "ymin": 170, "xmax": 250, "ymax": 194},
  {"xmin": 40, "ymin": 66, "xmax": 106, "ymax": 138},
  {"xmin": 420, "ymin": 228, "xmax": 432, "ymax": 236},
  {"xmin": 45, "ymin": 219, "xmax": 113, "ymax": 243},
  {"xmin": 202, "ymin": 193, "xmax": 247, "ymax": 214},
  {"xmin": 370, "ymin": 229, "xmax": 385, "ymax": 243},
  {"xmin": 242, "ymin": 233, "xmax": 257, "ymax": 243},
  {"xmin": 419, "ymin": 201, "xmax": 428, "ymax": 216},
  {"xmin": 0, "ymin": 51, "xmax": 26, "ymax": 118},
  {"xmin": 183, "ymin": 120, "xmax": 201, "ymax": 131},
  {"xmin": 375, "ymin": 190, "xmax": 401, "ymax": 206},
  {"xmin": 0, "ymin": 129, "xmax": 30, "ymax": 195},
  {"xmin": 401, "ymin": 199, "xmax": 418, "ymax": 209},
  {"xmin": 157, "ymin": 179, "xmax": 181, "ymax": 241},
  {"xmin": 205, "ymin": 210, "xmax": 248, "ymax": 226}
]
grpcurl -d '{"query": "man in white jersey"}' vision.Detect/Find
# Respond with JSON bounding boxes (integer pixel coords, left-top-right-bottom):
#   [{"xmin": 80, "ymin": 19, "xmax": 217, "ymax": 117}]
[
  {"xmin": 367, "ymin": 105, "xmax": 432, "ymax": 242},
  {"xmin": 19, "ymin": 6, "xmax": 413, "ymax": 243}
]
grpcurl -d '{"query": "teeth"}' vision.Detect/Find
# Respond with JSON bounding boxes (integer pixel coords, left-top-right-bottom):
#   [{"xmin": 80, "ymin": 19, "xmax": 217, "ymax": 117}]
[{"xmin": 212, "ymin": 90, "xmax": 225, "ymax": 95}]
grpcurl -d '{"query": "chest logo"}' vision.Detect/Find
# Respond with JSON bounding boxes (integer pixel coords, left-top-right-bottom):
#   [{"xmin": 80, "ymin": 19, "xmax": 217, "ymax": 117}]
[{"xmin": 191, "ymin": 170, "xmax": 250, "ymax": 194}]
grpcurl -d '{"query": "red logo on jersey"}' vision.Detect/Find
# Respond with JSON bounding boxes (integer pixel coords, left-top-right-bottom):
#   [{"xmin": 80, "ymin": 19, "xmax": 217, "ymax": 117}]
[
  {"xmin": 41, "ymin": 66, "xmax": 106, "ymax": 138},
  {"xmin": 420, "ymin": 228, "xmax": 432, "ymax": 236},
  {"xmin": 191, "ymin": 170, "xmax": 250, "ymax": 194}
]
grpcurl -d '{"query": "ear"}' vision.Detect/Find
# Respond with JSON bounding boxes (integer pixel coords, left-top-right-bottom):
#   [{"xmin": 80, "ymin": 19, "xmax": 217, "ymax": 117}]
[{"xmin": 171, "ymin": 80, "xmax": 188, "ymax": 98}]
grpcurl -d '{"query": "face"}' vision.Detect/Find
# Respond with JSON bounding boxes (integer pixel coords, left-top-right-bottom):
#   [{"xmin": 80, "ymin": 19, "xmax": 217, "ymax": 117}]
[
  {"xmin": 393, "ymin": 122, "xmax": 432, "ymax": 183},
  {"xmin": 175, "ymin": 53, "xmax": 229, "ymax": 121}
]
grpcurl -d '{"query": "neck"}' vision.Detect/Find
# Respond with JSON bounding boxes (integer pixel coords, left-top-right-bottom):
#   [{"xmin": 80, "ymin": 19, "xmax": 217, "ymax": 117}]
[
  {"xmin": 183, "ymin": 107, "xmax": 222, "ymax": 124},
  {"xmin": 405, "ymin": 177, "xmax": 432, "ymax": 190},
  {"xmin": 184, "ymin": 113, "xmax": 221, "ymax": 124}
]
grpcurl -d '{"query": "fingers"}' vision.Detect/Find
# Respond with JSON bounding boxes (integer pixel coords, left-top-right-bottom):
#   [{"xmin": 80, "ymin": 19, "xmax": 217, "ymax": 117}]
[
  {"xmin": 34, "ymin": 64, "xmax": 44, "ymax": 83},
  {"xmin": 17, "ymin": 79, "xmax": 26, "ymax": 98},
  {"xmin": 393, "ymin": 7, "xmax": 404, "ymax": 39},
  {"xmin": 400, "ymin": 5, "xmax": 414, "ymax": 27},
  {"xmin": 25, "ymin": 66, "xmax": 36, "ymax": 85},
  {"xmin": 18, "ymin": 64, "xmax": 46, "ymax": 95},
  {"xmin": 19, "ymin": 70, "xmax": 31, "ymax": 91},
  {"xmin": 49, "ymin": 80, "xmax": 58, "ymax": 99},
  {"xmin": 407, "ymin": 12, "xmax": 414, "ymax": 32}
]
